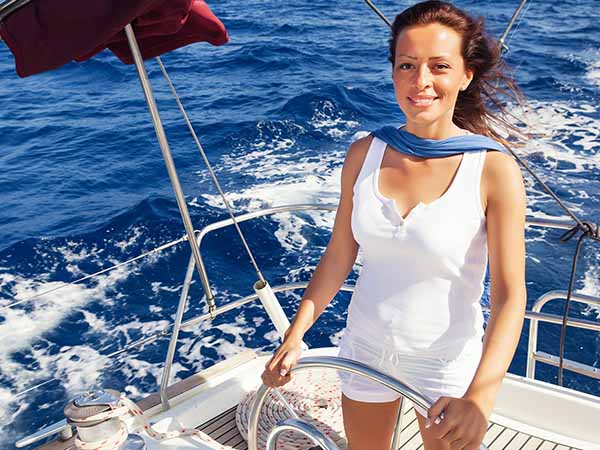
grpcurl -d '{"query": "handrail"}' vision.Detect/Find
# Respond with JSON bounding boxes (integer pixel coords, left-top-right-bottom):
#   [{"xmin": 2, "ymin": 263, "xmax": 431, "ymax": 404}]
[
  {"xmin": 9, "ymin": 204, "xmax": 593, "ymax": 399},
  {"xmin": 0, "ymin": 204, "xmax": 575, "ymax": 311},
  {"xmin": 14, "ymin": 281, "xmax": 600, "ymax": 447},
  {"xmin": 156, "ymin": 207, "xmax": 579, "ymax": 406},
  {"xmin": 9, "ymin": 203, "xmax": 596, "ymax": 431},
  {"xmin": 14, "ymin": 280, "xmax": 599, "ymax": 403},
  {"xmin": 527, "ymin": 290, "xmax": 600, "ymax": 379},
  {"xmin": 248, "ymin": 356, "xmax": 490, "ymax": 450},
  {"xmin": 158, "ymin": 203, "xmax": 337, "ymax": 410},
  {"xmin": 8, "ymin": 204, "xmax": 594, "ymax": 401},
  {"xmin": 15, "ymin": 419, "xmax": 71, "ymax": 448}
]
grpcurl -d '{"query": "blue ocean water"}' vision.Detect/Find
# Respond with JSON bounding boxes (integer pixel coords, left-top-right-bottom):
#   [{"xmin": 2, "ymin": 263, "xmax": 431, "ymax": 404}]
[{"xmin": 0, "ymin": 0, "xmax": 599, "ymax": 448}]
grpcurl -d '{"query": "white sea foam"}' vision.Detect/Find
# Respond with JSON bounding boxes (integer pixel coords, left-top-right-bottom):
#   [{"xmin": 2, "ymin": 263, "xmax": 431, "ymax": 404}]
[
  {"xmin": 0, "ymin": 267, "xmax": 127, "ymax": 356},
  {"xmin": 151, "ymin": 281, "xmax": 182, "ymax": 294},
  {"xmin": 580, "ymin": 263, "xmax": 600, "ymax": 320},
  {"xmin": 582, "ymin": 48, "xmax": 600, "ymax": 87},
  {"xmin": 114, "ymin": 225, "xmax": 146, "ymax": 252},
  {"xmin": 55, "ymin": 241, "xmax": 103, "ymax": 276},
  {"xmin": 0, "ymin": 252, "xmax": 132, "ymax": 435},
  {"xmin": 201, "ymin": 141, "xmax": 342, "ymax": 252},
  {"xmin": 309, "ymin": 100, "xmax": 360, "ymax": 139},
  {"xmin": 510, "ymin": 100, "xmax": 599, "ymax": 169}
]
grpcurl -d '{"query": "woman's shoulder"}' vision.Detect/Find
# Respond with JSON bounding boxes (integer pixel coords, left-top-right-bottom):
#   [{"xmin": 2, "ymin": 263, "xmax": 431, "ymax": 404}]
[
  {"xmin": 481, "ymin": 149, "xmax": 524, "ymax": 207},
  {"xmin": 343, "ymin": 134, "xmax": 374, "ymax": 173},
  {"xmin": 482, "ymin": 149, "xmax": 521, "ymax": 179}
]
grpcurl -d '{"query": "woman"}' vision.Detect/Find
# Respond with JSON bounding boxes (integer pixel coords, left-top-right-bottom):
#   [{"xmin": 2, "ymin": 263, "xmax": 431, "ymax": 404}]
[{"xmin": 262, "ymin": 1, "xmax": 527, "ymax": 449}]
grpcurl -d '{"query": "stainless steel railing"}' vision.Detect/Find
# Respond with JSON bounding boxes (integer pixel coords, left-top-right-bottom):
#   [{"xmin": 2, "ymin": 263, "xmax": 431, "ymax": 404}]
[
  {"xmin": 12, "ymin": 204, "xmax": 600, "ymax": 448},
  {"xmin": 10, "ymin": 205, "xmax": 599, "ymax": 400},
  {"xmin": 527, "ymin": 290, "xmax": 600, "ymax": 380},
  {"xmin": 158, "ymin": 206, "xmax": 600, "ymax": 407},
  {"xmin": 249, "ymin": 356, "xmax": 490, "ymax": 450},
  {"xmin": 159, "ymin": 204, "xmax": 337, "ymax": 408}
]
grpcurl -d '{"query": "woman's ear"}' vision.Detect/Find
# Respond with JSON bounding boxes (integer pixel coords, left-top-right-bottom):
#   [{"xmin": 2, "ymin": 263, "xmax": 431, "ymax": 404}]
[{"xmin": 461, "ymin": 69, "xmax": 474, "ymax": 91}]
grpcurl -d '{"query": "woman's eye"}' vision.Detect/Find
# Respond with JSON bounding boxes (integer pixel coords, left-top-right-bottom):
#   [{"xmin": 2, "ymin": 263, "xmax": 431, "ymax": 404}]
[{"xmin": 396, "ymin": 63, "xmax": 449, "ymax": 70}]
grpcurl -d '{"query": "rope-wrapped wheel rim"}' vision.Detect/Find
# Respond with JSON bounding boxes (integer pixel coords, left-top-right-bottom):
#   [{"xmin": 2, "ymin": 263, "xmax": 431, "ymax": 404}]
[{"xmin": 236, "ymin": 367, "xmax": 347, "ymax": 450}]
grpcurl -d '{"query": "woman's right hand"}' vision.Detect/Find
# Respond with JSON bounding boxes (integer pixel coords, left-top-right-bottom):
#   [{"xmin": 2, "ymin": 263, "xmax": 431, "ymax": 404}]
[{"xmin": 261, "ymin": 335, "xmax": 303, "ymax": 388}]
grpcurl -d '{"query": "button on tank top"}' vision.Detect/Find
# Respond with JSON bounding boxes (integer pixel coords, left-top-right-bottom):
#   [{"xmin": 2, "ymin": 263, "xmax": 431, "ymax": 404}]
[{"xmin": 347, "ymin": 136, "xmax": 488, "ymax": 360}]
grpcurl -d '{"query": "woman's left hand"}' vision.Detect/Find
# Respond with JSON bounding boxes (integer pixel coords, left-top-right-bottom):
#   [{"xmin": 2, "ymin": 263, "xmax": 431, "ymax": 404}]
[{"xmin": 426, "ymin": 396, "xmax": 490, "ymax": 450}]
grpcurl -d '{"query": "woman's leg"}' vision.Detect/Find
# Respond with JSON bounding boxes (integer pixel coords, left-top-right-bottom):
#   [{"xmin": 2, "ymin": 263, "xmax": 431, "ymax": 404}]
[
  {"xmin": 415, "ymin": 411, "xmax": 450, "ymax": 450},
  {"xmin": 341, "ymin": 393, "xmax": 401, "ymax": 450}
]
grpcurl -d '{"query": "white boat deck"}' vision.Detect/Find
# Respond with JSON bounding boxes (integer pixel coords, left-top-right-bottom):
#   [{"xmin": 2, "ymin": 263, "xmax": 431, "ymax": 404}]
[
  {"xmin": 34, "ymin": 348, "xmax": 599, "ymax": 450},
  {"xmin": 196, "ymin": 403, "xmax": 581, "ymax": 450}
]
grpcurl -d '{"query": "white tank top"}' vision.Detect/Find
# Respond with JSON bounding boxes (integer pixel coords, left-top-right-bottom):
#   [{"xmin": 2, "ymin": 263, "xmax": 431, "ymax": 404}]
[{"xmin": 347, "ymin": 136, "xmax": 488, "ymax": 360}]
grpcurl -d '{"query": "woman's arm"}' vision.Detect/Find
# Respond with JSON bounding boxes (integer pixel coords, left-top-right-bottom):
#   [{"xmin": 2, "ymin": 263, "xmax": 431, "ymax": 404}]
[
  {"xmin": 464, "ymin": 150, "xmax": 527, "ymax": 414},
  {"xmin": 261, "ymin": 136, "xmax": 370, "ymax": 387},
  {"xmin": 429, "ymin": 150, "xmax": 527, "ymax": 448}
]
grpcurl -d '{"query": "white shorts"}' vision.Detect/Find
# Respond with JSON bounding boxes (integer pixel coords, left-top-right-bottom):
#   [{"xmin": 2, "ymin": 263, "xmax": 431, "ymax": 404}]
[{"xmin": 337, "ymin": 328, "xmax": 482, "ymax": 418}]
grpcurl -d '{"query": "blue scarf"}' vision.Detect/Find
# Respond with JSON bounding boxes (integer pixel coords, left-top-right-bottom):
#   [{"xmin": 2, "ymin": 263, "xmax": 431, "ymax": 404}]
[{"xmin": 371, "ymin": 125, "xmax": 508, "ymax": 157}]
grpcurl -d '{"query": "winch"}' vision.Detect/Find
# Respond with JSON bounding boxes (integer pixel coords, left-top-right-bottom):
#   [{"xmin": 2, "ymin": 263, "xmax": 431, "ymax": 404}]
[{"xmin": 63, "ymin": 389, "xmax": 146, "ymax": 450}]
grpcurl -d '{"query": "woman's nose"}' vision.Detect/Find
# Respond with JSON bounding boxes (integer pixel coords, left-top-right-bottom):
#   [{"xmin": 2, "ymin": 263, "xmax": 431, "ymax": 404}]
[{"xmin": 414, "ymin": 65, "xmax": 433, "ymax": 89}]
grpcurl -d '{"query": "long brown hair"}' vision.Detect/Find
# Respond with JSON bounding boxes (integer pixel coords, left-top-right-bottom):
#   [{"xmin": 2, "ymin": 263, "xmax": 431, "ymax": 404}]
[{"xmin": 389, "ymin": 0, "xmax": 530, "ymax": 150}]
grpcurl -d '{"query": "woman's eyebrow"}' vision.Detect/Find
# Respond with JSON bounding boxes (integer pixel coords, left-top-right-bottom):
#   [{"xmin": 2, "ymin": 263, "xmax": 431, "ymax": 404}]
[{"xmin": 397, "ymin": 54, "xmax": 452, "ymax": 59}]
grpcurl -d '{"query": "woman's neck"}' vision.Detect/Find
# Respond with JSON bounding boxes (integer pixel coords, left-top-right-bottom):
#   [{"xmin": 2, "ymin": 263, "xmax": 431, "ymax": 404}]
[{"xmin": 402, "ymin": 121, "xmax": 468, "ymax": 140}]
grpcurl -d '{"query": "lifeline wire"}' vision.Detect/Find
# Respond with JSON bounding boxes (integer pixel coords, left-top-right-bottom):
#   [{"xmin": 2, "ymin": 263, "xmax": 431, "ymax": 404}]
[
  {"xmin": 0, "ymin": 236, "xmax": 188, "ymax": 311},
  {"xmin": 557, "ymin": 222, "xmax": 599, "ymax": 386},
  {"xmin": 155, "ymin": 56, "xmax": 266, "ymax": 286}
]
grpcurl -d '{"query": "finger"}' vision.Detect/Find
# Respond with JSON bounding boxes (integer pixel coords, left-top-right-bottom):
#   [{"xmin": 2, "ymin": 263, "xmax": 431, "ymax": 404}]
[
  {"xmin": 261, "ymin": 371, "xmax": 272, "ymax": 388},
  {"xmin": 266, "ymin": 350, "xmax": 284, "ymax": 371},
  {"xmin": 449, "ymin": 438, "xmax": 465, "ymax": 450},
  {"xmin": 441, "ymin": 425, "xmax": 464, "ymax": 446},
  {"xmin": 264, "ymin": 370, "xmax": 277, "ymax": 388},
  {"xmin": 433, "ymin": 415, "xmax": 457, "ymax": 440},
  {"xmin": 272, "ymin": 372, "xmax": 292, "ymax": 387},
  {"xmin": 278, "ymin": 372, "xmax": 292, "ymax": 386},
  {"xmin": 278, "ymin": 353, "xmax": 297, "ymax": 376},
  {"xmin": 428, "ymin": 396, "xmax": 451, "ymax": 421}
]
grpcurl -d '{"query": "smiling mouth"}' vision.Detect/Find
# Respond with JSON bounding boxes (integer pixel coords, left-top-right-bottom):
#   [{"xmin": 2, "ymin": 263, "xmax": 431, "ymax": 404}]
[{"xmin": 408, "ymin": 96, "xmax": 438, "ymax": 106}]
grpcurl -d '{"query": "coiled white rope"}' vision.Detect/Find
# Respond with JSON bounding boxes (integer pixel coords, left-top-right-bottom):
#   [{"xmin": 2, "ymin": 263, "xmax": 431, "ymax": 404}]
[
  {"xmin": 236, "ymin": 368, "xmax": 347, "ymax": 450},
  {"xmin": 73, "ymin": 394, "xmax": 235, "ymax": 450}
]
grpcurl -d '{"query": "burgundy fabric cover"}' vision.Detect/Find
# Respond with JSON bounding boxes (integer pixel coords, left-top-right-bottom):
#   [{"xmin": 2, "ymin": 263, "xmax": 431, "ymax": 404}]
[
  {"xmin": 108, "ymin": 0, "xmax": 229, "ymax": 65},
  {"xmin": 0, "ymin": 0, "xmax": 228, "ymax": 77},
  {"xmin": 75, "ymin": 0, "xmax": 194, "ymax": 62}
]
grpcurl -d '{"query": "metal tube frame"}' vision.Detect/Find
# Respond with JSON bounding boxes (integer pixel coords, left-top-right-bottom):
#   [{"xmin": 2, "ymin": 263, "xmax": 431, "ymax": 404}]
[
  {"xmin": 14, "ymin": 205, "xmax": 600, "ymax": 447},
  {"xmin": 527, "ymin": 290, "xmax": 600, "ymax": 379},
  {"xmin": 247, "ymin": 356, "xmax": 490, "ymax": 450},
  {"xmin": 0, "ymin": 0, "xmax": 33, "ymax": 22},
  {"xmin": 155, "ymin": 204, "xmax": 600, "ymax": 409},
  {"xmin": 124, "ymin": 24, "xmax": 215, "ymax": 320},
  {"xmin": 124, "ymin": 24, "xmax": 219, "ymax": 409},
  {"xmin": 157, "ymin": 204, "xmax": 336, "ymax": 410},
  {"xmin": 266, "ymin": 418, "xmax": 338, "ymax": 450},
  {"xmin": 498, "ymin": 0, "xmax": 529, "ymax": 54}
]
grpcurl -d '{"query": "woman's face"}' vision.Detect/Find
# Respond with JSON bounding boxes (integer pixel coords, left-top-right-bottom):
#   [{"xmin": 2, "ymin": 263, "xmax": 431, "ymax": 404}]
[{"xmin": 392, "ymin": 23, "xmax": 473, "ymax": 128}]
